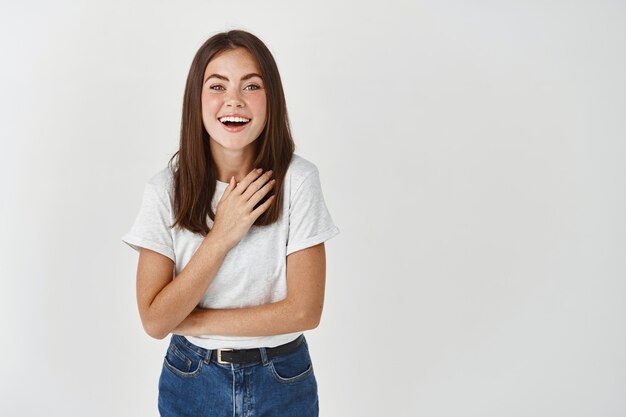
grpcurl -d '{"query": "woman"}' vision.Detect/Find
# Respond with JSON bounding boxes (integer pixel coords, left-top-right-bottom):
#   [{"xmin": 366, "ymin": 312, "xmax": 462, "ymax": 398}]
[{"xmin": 122, "ymin": 29, "xmax": 339, "ymax": 416}]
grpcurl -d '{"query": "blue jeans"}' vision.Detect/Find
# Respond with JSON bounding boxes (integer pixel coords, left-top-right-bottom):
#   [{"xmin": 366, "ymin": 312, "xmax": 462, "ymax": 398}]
[{"xmin": 158, "ymin": 333, "xmax": 319, "ymax": 416}]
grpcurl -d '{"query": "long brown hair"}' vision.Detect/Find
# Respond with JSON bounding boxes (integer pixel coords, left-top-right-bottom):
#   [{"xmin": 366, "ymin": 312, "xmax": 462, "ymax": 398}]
[{"xmin": 167, "ymin": 30, "xmax": 295, "ymax": 235}]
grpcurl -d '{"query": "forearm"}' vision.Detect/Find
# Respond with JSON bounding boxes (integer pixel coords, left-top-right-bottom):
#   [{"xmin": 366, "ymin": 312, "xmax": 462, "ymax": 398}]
[
  {"xmin": 146, "ymin": 234, "xmax": 229, "ymax": 339},
  {"xmin": 170, "ymin": 242, "xmax": 327, "ymax": 339},
  {"xmin": 172, "ymin": 299, "xmax": 316, "ymax": 337}
]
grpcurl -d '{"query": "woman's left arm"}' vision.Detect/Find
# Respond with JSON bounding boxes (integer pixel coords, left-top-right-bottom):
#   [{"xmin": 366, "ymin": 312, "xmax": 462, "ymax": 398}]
[{"xmin": 172, "ymin": 243, "xmax": 326, "ymax": 337}]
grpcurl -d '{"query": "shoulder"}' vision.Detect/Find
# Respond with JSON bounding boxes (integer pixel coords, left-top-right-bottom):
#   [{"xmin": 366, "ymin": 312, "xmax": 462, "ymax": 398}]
[
  {"xmin": 146, "ymin": 165, "xmax": 175, "ymax": 198},
  {"xmin": 286, "ymin": 153, "xmax": 320, "ymax": 187}
]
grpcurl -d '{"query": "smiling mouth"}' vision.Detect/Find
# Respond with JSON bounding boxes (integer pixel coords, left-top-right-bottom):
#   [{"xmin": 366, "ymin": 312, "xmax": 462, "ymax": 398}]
[{"xmin": 219, "ymin": 116, "xmax": 251, "ymax": 127}]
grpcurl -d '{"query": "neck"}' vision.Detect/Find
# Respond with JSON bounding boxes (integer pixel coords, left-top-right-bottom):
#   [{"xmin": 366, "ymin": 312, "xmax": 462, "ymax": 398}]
[{"xmin": 209, "ymin": 139, "xmax": 256, "ymax": 183}]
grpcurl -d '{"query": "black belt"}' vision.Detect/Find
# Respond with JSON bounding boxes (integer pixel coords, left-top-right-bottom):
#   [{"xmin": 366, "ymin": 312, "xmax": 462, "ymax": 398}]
[{"xmin": 211, "ymin": 334, "xmax": 304, "ymax": 365}]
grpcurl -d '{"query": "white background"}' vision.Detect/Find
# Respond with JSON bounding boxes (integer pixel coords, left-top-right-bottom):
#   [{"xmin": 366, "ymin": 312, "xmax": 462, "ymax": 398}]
[{"xmin": 1, "ymin": 1, "xmax": 625, "ymax": 416}]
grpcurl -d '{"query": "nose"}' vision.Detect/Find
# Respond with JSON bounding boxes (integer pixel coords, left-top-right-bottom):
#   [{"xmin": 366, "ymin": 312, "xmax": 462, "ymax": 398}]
[{"xmin": 225, "ymin": 89, "xmax": 245, "ymax": 108}]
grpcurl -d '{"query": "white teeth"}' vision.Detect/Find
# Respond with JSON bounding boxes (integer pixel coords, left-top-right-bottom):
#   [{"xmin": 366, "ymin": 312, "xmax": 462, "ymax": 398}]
[{"xmin": 219, "ymin": 116, "xmax": 250, "ymax": 123}]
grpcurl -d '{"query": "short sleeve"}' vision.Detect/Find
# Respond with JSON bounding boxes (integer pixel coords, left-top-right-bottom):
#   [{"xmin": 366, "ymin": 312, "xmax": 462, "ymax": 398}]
[
  {"xmin": 121, "ymin": 181, "xmax": 176, "ymax": 263},
  {"xmin": 286, "ymin": 168, "xmax": 340, "ymax": 256}
]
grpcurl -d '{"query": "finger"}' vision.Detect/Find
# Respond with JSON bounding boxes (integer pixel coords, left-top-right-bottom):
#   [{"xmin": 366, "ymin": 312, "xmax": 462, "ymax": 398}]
[
  {"xmin": 234, "ymin": 168, "xmax": 264, "ymax": 195},
  {"xmin": 220, "ymin": 176, "xmax": 236, "ymax": 199},
  {"xmin": 246, "ymin": 178, "xmax": 276, "ymax": 209},
  {"xmin": 242, "ymin": 170, "xmax": 273, "ymax": 201},
  {"xmin": 250, "ymin": 194, "xmax": 276, "ymax": 220}
]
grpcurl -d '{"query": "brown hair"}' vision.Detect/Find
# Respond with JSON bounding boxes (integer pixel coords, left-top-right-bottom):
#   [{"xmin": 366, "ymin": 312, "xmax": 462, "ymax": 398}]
[{"xmin": 167, "ymin": 29, "xmax": 295, "ymax": 235}]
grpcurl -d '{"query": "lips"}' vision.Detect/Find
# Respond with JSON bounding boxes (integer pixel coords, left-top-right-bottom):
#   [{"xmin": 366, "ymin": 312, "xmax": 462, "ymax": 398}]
[{"xmin": 217, "ymin": 114, "xmax": 251, "ymax": 132}]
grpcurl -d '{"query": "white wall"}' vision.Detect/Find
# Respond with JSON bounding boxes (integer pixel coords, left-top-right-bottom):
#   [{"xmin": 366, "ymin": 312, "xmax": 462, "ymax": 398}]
[{"xmin": 1, "ymin": 1, "xmax": 625, "ymax": 416}]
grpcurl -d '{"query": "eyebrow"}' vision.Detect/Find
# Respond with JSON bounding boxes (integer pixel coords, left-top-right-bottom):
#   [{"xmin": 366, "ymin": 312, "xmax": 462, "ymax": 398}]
[{"xmin": 204, "ymin": 73, "xmax": 263, "ymax": 83}]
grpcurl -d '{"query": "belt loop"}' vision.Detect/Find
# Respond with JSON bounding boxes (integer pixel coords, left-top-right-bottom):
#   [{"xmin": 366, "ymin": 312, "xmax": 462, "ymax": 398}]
[
  {"xmin": 203, "ymin": 348, "xmax": 213, "ymax": 364},
  {"xmin": 259, "ymin": 346, "xmax": 270, "ymax": 366}
]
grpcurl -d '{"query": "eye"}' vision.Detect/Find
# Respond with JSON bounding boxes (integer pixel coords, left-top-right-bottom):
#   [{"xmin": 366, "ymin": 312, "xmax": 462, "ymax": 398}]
[
  {"xmin": 244, "ymin": 84, "xmax": 261, "ymax": 91},
  {"xmin": 209, "ymin": 84, "xmax": 225, "ymax": 91}
]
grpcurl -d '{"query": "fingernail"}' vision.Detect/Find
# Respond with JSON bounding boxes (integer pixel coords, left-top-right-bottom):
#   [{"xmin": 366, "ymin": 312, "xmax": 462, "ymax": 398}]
[{"xmin": 256, "ymin": 168, "xmax": 263, "ymax": 173}]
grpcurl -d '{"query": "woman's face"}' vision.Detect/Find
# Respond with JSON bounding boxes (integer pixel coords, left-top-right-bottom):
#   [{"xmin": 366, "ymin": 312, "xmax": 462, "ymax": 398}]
[{"xmin": 201, "ymin": 48, "xmax": 267, "ymax": 153}]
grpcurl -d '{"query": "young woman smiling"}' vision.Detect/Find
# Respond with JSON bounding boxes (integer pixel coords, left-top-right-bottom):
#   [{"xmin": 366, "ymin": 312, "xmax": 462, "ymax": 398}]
[{"xmin": 122, "ymin": 30, "xmax": 339, "ymax": 416}]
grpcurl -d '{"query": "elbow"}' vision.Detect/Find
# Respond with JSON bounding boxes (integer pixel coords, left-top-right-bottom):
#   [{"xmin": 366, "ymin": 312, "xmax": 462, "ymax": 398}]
[
  {"xmin": 144, "ymin": 322, "xmax": 168, "ymax": 340},
  {"xmin": 141, "ymin": 314, "xmax": 169, "ymax": 340},
  {"xmin": 147, "ymin": 328, "xmax": 169, "ymax": 340},
  {"xmin": 306, "ymin": 316, "xmax": 321, "ymax": 330},
  {"xmin": 299, "ymin": 308, "xmax": 322, "ymax": 331}
]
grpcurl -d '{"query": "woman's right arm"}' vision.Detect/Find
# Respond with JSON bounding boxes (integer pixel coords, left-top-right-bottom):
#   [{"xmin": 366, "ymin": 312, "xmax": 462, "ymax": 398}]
[
  {"xmin": 135, "ymin": 167, "xmax": 276, "ymax": 340},
  {"xmin": 136, "ymin": 234, "xmax": 229, "ymax": 340}
]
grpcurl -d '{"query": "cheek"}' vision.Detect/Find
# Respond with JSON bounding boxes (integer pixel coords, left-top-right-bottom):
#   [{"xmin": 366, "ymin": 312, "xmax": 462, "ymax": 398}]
[
  {"xmin": 201, "ymin": 100, "xmax": 222, "ymax": 135},
  {"xmin": 249, "ymin": 94, "xmax": 267, "ymax": 117},
  {"xmin": 201, "ymin": 95, "xmax": 220, "ymax": 119}
]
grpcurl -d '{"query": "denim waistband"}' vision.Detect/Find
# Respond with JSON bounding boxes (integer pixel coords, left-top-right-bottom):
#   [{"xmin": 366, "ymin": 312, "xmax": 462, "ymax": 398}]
[{"xmin": 170, "ymin": 333, "xmax": 304, "ymax": 363}]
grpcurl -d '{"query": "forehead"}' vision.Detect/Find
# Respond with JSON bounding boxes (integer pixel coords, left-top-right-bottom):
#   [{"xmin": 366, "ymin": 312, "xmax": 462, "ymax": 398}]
[{"xmin": 204, "ymin": 47, "xmax": 261, "ymax": 78}]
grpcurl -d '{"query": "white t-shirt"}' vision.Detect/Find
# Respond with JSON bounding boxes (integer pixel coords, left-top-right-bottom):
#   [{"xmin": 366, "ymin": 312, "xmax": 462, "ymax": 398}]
[{"xmin": 121, "ymin": 153, "xmax": 340, "ymax": 349}]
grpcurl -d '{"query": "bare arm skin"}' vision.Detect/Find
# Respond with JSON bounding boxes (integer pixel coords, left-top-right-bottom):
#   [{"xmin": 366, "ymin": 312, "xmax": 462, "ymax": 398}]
[
  {"xmin": 135, "ymin": 168, "xmax": 276, "ymax": 339},
  {"xmin": 136, "ymin": 237, "xmax": 229, "ymax": 340},
  {"xmin": 172, "ymin": 242, "xmax": 327, "ymax": 337}
]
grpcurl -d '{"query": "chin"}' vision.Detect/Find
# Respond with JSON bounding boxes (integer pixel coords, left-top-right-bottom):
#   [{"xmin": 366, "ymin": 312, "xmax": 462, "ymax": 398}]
[{"xmin": 209, "ymin": 135, "xmax": 258, "ymax": 151}]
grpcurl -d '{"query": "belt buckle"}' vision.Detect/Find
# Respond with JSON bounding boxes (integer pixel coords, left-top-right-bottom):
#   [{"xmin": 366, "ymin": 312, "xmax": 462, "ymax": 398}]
[{"xmin": 217, "ymin": 348, "xmax": 233, "ymax": 364}]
